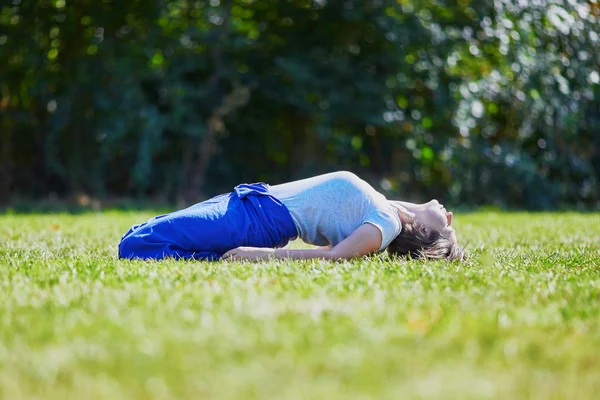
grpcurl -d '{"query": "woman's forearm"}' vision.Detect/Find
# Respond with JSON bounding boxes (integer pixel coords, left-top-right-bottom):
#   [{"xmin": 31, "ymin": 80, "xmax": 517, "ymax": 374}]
[
  {"xmin": 273, "ymin": 223, "xmax": 382, "ymax": 261},
  {"xmin": 273, "ymin": 248, "xmax": 337, "ymax": 260},
  {"xmin": 224, "ymin": 223, "xmax": 381, "ymax": 261}
]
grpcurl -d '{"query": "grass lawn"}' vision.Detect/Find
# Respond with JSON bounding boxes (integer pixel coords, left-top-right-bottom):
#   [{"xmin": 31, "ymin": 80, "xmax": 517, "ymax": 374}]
[{"xmin": 0, "ymin": 211, "xmax": 599, "ymax": 399}]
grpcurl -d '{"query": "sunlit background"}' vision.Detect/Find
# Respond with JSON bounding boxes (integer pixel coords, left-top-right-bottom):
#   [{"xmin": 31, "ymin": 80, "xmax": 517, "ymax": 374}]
[{"xmin": 1, "ymin": 0, "xmax": 599, "ymax": 209}]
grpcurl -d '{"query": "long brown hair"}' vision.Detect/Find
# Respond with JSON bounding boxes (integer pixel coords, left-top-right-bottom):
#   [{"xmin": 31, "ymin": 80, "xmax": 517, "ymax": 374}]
[{"xmin": 387, "ymin": 217, "xmax": 465, "ymax": 261}]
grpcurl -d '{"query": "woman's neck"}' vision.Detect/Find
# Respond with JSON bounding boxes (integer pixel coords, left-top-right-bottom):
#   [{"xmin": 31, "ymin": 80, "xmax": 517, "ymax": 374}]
[{"xmin": 389, "ymin": 201, "xmax": 416, "ymax": 222}]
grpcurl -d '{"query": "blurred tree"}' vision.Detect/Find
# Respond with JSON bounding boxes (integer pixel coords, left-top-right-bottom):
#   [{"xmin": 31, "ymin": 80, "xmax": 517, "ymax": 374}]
[{"xmin": 0, "ymin": 0, "xmax": 598, "ymax": 208}]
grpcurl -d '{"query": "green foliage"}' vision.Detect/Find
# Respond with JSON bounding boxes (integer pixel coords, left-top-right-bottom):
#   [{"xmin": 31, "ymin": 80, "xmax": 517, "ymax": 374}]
[
  {"xmin": 1, "ymin": 0, "xmax": 599, "ymax": 207},
  {"xmin": 1, "ymin": 212, "xmax": 600, "ymax": 398}
]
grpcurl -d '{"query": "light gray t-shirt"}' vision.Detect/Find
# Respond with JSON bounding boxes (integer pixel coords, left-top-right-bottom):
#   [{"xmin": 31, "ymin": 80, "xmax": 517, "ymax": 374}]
[{"xmin": 268, "ymin": 171, "xmax": 402, "ymax": 251}]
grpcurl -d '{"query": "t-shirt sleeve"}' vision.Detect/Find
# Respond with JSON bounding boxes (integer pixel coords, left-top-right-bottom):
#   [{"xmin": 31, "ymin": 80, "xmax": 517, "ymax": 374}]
[{"xmin": 364, "ymin": 207, "xmax": 402, "ymax": 252}]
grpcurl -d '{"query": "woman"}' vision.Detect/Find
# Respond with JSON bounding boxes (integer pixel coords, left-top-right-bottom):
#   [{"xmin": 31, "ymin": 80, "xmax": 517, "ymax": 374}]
[{"xmin": 118, "ymin": 171, "xmax": 464, "ymax": 261}]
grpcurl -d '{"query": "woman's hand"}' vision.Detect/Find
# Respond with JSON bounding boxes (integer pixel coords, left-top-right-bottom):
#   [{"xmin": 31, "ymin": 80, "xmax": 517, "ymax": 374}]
[{"xmin": 222, "ymin": 246, "xmax": 275, "ymax": 261}]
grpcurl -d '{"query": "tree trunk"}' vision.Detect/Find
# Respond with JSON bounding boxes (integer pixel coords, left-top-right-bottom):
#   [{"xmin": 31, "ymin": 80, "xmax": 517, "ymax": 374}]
[
  {"xmin": 186, "ymin": 84, "xmax": 252, "ymax": 203},
  {"xmin": 0, "ymin": 113, "xmax": 13, "ymax": 205},
  {"xmin": 183, "ymin": 0, "xmax": 236, "ymax": 204}
]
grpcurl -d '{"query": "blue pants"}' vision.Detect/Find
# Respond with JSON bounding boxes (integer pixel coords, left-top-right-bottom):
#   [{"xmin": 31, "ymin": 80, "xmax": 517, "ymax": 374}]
[{"xmin": 118, "ymin": 183, "xmax": 298, "ymax": 260}]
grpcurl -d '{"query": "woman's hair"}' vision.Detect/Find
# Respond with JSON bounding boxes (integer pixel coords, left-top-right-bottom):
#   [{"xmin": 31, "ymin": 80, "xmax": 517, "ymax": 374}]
[{"xmin": 387, "ymin": 217, "xmax": 465, "ymax": 261}]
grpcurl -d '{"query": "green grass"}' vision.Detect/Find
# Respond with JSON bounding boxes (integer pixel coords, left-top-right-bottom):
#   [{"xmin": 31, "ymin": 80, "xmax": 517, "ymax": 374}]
[{"xmin": 0, "ymin": 211, "xmax": 599, "ymax": 400}]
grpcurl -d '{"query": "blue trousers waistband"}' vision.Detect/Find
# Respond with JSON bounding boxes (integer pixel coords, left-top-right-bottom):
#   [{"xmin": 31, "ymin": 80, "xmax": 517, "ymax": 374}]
[{"xmin": 118, "ymin": 183, "xmax": 298, "ymax": 260}]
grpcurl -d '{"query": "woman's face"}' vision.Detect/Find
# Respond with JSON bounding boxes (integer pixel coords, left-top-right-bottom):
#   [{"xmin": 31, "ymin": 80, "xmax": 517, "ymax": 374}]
[
  {"xmin": 415, "ymin": 199, "xmax": 452, "ymax": 233},
  {"xmin": 396, "ymin": 199, "xmax": 453, "ymax": 234}
]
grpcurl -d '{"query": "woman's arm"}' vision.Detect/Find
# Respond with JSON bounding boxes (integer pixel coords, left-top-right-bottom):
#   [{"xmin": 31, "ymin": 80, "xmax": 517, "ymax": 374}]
[{"xmin": 222, "ymin": 223, "xmax": 382, "ymax": 261}]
